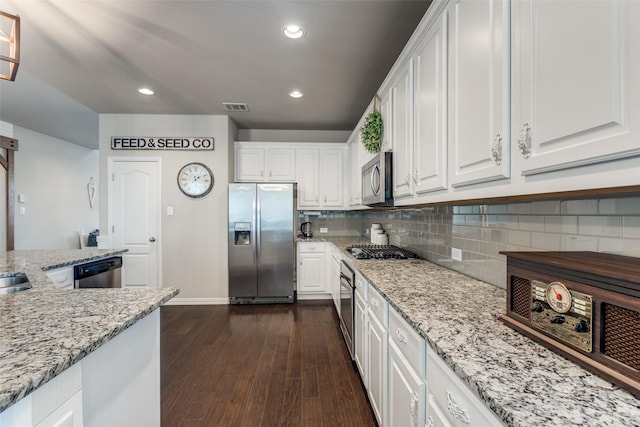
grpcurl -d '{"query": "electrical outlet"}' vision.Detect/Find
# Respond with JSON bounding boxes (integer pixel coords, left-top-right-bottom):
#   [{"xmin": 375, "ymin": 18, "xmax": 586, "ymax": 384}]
[
  {"xmin": 451, "ymin": 247, "xmax": 462, "ymax": 261},
  {"xmin": 320, "ymin": 227, "xmax": 328, "ymax": 233}
]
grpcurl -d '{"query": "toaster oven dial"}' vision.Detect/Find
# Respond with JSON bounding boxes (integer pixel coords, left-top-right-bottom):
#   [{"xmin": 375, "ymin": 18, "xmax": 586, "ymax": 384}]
[{"xmin": 546, "ymin": 282, "xmax": 572, "ymax": 313}]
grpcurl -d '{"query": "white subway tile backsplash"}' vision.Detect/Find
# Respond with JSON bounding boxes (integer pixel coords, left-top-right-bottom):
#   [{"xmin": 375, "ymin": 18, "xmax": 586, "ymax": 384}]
[
  {"xmin": 561, "ymin": 199, "xmax": 598, "ymax": 215},
  {"xmin": 508, "ymin": 230, "xmax": 531, "ymax": 247},
  {"xmin": 598, "ymin": 238, "xmax": 640, "ymax": 256},
  {"xmin": 545, "ymin": 216, "xmax": 578, "ymax": 234},
  {"xmin": 531, "ymin": 232, "xmax": 561, "ymax": 250},
  {"xmin": 508, "ymin": 203, "xmax": 531, "ymax": 215},
  {"xmin": 578, "ymin": 216, "xmax": 621, "ymax": 237},
  {"xmin": 622, "ymin": 217, "xmax": 640, "ymax": 238},
  {"xmin": 518, "ymin": 216, "xmax": 545, "ymax": 232},
  {"xmin": 531, "ymin": 200, "xmax": 561, "ymax": 215},
  {"xmin": 560, "ymin": 235, "xmax": 598, "ymax": 251},
  {"xmin": 599, "ymin": 197, "xmax": 640, "ymax": 215}
]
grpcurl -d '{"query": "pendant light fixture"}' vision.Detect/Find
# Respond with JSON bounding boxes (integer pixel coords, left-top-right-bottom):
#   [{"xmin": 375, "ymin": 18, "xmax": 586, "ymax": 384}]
[{"xmin": 0, "ymin": 10, "xmax": 20, "ymax": 81}]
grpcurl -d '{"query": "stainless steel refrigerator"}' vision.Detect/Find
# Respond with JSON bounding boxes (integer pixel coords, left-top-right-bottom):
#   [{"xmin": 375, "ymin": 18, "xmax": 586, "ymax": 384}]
[{"xmin": 228, "ymin": 183, "xmax": 294, "ymax": 304}]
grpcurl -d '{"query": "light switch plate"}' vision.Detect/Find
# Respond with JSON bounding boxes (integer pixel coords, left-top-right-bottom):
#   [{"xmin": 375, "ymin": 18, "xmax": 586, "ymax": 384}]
[{"xmin": 320, "ymin": 227, "xmax": 328, "ymax": 233}]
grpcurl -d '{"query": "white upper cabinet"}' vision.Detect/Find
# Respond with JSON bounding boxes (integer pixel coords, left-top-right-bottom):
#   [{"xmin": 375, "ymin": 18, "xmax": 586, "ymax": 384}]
[
  {"xmin": 297, "ymin": 147, "xmax": 344, "ymax": 210},
  {"xmin": 380, "ymin": 89, "xmax": 394, "ymax": 153},
  {"xmin": 234, "ymin": 144, "xmax": 296, "ymax": 182},
  {"xmin": 412, "ymin": 8, "xmax": 449, "ymax": 195},
  {"xmin": 448, "ymin": 0, "xmax": 510, "ymax": 187},
  {"xmin": 512, "ymin": 0, "xmax": 640, "ymax": 175},
  {"xmin": 391, "ymin": 60, "xmax": 414, "ymax": 199},
  {"xmin": 347, "ymin": 132, "xmax": 363, "ymax": 207}
]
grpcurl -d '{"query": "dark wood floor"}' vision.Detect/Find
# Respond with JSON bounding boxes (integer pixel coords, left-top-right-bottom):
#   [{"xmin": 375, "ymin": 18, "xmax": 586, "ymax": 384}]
[{"xmin": 161, "ymin": 301, "xmax": 376, "ymax": 426}]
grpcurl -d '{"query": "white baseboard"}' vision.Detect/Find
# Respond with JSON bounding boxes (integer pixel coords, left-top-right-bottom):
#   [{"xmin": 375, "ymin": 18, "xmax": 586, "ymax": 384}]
[
  {"xmin": 296, "ymin": 293, "xmax": 332, "ymax": 300},
  {"xmin": 164, "ymin": 297, "xmax": 230, "ymax": 305}
]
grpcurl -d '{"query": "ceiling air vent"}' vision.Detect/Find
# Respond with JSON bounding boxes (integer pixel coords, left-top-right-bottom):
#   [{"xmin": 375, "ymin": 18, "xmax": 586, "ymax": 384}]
[{"xmin": 222, "ymin": 102, "xmax": 249, "ymax": 112}]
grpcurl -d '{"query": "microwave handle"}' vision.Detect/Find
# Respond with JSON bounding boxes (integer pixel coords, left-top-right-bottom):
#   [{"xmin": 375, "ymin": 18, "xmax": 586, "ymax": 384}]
[{"xmin": 371, "ymin": 164, "xmax": 381, "ymax": 196}]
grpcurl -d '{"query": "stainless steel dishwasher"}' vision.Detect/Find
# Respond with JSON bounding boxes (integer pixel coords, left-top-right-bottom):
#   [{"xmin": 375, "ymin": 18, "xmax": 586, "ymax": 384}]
[{"xmin": 74, "ymin": 256, "xmax": 123, "ymax": 288}]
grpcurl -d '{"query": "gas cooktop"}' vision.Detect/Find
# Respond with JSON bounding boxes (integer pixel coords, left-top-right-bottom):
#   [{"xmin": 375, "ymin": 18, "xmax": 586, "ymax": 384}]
[{"xmin": 346, "ymin": 244, "xmax": 419, "ymax": 260}]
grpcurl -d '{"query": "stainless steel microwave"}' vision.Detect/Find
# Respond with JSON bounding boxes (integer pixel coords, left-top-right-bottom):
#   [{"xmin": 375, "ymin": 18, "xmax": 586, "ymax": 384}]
[{"xmin": 362, "ymin": 151, "xmax": 393, "ymax": 207}]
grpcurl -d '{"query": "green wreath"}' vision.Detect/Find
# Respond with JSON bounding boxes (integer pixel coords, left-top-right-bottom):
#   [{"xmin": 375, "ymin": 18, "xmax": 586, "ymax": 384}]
[{"xmin": 360, "ymin": 110, "xmax": 383, "ymax": 154}]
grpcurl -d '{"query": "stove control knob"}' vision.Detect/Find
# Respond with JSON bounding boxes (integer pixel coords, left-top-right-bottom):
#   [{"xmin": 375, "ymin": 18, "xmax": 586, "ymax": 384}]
[
  {"xmin": 531, "ymin": 302, "xmax": 544, "ymax": 313},
  {"xmin": 550, "ymin": 315, "xmax": 566, "ymax": 324},
  {"xmin": 574, "ymin": 319, "xmax": 589, "ymax": 333}
]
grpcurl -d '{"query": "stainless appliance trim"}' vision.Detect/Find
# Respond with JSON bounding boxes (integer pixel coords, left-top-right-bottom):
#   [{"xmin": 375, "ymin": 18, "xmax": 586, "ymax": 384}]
[
  {"xmin": 339, "ymin": 260, "xmax": 355, "ymax": 359},
  {"xmin": 362, "ymin": 151, "xmax": 393, "ymax": 207},
  {"xmin": 74, "ymin": 256, "xmax": 122, "ymax": 289}
]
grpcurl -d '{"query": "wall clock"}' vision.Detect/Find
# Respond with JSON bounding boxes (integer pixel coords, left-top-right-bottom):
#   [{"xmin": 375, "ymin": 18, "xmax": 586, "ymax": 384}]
[{"xmin": 177, "ymin": 162, "xmax": 214, "ymax": 198}]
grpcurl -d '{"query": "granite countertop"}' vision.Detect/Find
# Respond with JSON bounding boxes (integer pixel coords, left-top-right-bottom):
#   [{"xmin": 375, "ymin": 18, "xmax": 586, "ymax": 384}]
[
  {"xmin": 0, "ymin": 249, "xmax": 179, "ymax": 412},
  {"xmin": 323, "ymin": 237, "xmax": 640, "ymax": 427}
]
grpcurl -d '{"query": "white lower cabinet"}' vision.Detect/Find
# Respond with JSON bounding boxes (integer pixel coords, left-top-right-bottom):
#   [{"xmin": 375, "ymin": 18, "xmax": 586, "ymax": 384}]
[
  {"xmin": 366, "ymin": 285, "xmax": 388, "ymax": 426},
  {"xmin": 426, "ymin": 347, "xmax": 504, "ymax": 427},
  {"xmin": 328, "ymin": 246, "xmax": 342, "ymax": 311},
  {"xmin": 354, "ymin": 277, "xmax": 368, "ymax": 385},
  {"xmin": 297, "ymin": 242, "xmax": 327, "ymax": 296},
  {"xmin": 387, "ymin": 306, "xmax": 426, "ymax": 427}
]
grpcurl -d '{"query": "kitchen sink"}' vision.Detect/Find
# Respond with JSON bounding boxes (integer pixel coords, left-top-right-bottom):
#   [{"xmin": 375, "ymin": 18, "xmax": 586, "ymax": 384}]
[{"xmin": 0, "ymin": 272, "xmax": 32, "ymax": 294}]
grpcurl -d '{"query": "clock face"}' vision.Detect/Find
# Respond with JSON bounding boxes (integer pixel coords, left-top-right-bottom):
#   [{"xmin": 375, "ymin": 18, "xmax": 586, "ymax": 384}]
[{"xmin": 177, "ymin": 163, "xmax": 214, "ymax": 198}]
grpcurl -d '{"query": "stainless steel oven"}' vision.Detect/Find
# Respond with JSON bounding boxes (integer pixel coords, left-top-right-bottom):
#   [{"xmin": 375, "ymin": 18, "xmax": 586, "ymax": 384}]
[{"xmin": 339, "ymin": 260, "xmax": 355, "ymax": 359}]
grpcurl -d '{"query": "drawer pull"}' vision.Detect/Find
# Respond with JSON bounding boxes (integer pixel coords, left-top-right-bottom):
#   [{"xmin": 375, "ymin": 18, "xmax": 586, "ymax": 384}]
[
  {"xmin": 371, "ymin": 299, "xmax": 379, "ymax": 308},
  {"xmin": 395, "ymin": 328, "xmax": 408, "ymax": 344},
  {"xmin": 446, "ymin": 391, "xmax": 470, "ymax": 424},
  {"xmin": 426, "ymin": 416, "xmax": 435, "ymax": 427},
  {"xmin": 409, "ymin": 392, "xmax": 419, "ymax": 426},
  {"xmin": 54, "ymin": 276, "xmax": 67, "ymax": 283},
  {"xmin": 518, "ymin": 121, "xmax": 531, "ymax": 159}
]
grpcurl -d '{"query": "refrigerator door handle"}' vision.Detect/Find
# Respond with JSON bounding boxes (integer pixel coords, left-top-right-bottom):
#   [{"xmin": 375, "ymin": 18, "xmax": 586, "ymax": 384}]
[{"xmin": 256, "ymin": 196, "xmax": 261, "ymax": 266}]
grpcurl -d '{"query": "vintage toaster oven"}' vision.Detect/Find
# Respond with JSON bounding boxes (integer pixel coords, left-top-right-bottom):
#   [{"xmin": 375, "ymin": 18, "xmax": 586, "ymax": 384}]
[{"xmin": 500, "ymin": 251, "xmax": 640, "ymax": 397}]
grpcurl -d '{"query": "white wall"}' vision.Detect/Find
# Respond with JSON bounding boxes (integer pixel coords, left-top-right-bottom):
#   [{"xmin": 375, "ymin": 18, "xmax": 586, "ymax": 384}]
[
  {"xmin": 13, "ymin": 126, "xmax": 99, "ymax": 249},
  {"xmin": 99, "ymin": 114, "xmax": 234, "ymax": 302}
]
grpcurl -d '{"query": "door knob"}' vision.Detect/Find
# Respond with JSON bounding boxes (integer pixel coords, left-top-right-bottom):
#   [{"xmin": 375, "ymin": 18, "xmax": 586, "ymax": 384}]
[{"xmin": 149, "ymin": 237, "xmax": 156, "ymax": 242}]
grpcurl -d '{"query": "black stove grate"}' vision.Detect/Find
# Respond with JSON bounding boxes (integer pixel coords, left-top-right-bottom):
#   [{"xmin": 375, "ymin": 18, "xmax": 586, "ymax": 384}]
[{"xmin": 346, "ymin": 244, "xmax": 419, "ymax": 260}]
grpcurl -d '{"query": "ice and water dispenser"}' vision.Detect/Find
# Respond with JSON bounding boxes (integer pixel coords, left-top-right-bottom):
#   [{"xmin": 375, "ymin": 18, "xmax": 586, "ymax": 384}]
[{"xmin": 234, "ymin": 222, "xmax": 252, "ymax": 245}]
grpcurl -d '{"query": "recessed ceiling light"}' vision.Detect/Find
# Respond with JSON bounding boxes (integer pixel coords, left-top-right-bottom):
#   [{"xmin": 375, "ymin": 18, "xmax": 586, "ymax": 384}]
[
  {"xmin": 289, "ymin": 90, "xmax": 304, "ymax": 99},
  {"xmin": 138, "ymin": 87, "xmax": 154, "ymax": 95},
  {"xmin": 283, "ymin": 24, "xmax": 304, "ymax": 39}
]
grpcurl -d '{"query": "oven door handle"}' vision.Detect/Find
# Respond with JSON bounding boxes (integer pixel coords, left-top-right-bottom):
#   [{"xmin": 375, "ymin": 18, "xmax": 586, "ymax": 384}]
[{"xmin": 339, "ymin": 273, "xmax": 353, "ymax": 287}]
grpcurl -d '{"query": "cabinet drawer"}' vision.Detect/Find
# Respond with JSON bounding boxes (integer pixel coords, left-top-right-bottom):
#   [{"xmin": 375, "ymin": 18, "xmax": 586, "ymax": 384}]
[
  {"xmin": 427, "ymin": 394, "xmax": 453, "ymax": 427},
  {"xmin": 354, "ymin": 271, "xmax": 367, "ymax": 297},
  {"xmin": 297, "ymin": 242, "xmax": 325, "ymax": 253},
  {"xmin": 367, "ymin": 285, "xmax": 387, "ymax": 326},
  {"xmin": 389, "ymin": 306, "xmax": 425, "ymax": 376},
  {"xmin": 427, "ymin": 349, "xmax": 504, "ymax": 427}
]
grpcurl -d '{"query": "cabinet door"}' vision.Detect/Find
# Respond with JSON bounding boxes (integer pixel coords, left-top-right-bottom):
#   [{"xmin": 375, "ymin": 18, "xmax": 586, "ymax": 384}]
[
  {"xmin": 235, "ymin": 147, "xmax": 265, "ymax": 181},
  {"xmin": 388, "ymin": 341, "xmax": 425, "ymax": 427},
  {"xmin": 296, "ymin": 149, "xmax": 320, "ymax": 208},
  {"xmin": 35, "ymin": 391, "xmax": 83, "ymax": 427},
  {"xmin": 380, "ymin": 88, "xmax": 394, "ymax": 153},
  {"xmin": 348, "ymin": 139, "xmax": 362, "ymax": 206},
  {"xmin": 449, "ymin": 0, "xmax": 510, "ymax": 187},
  {"xmin": 367, "ymin": 312, "xmax": 387, "ymax": 426},
  {"xmin": 513, "ymin": 0, "xmax": 640, "ymax": 175},
  {"xmin": 413, "ymin": 9, "xmax": 449, "ymax": 195},
  {"xmin": 322, "ymin": 149, "xmax": 344, "ymax": 208},
  {"xmin": 266, "ymin": 148, "xmax": 296, "ymax": 181},
  {"xmin": 355, "ymin": 289, "xmax": 368, "ymax": 384},
  {"xmin": 298, "ymin": 253, "xmax": 326, "ymax": 293},
  {"xmin": 392, "ymin": 60, "xmax": 414, "ymax": 199}
]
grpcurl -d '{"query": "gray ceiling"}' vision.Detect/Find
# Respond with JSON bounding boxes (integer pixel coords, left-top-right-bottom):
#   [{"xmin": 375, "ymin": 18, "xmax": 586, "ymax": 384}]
[{"xmin": 0, "ymin": 1, "xmax": 431, "ymax": 149}]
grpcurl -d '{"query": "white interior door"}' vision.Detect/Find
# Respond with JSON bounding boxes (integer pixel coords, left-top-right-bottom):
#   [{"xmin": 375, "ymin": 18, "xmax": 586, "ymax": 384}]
[{"xmin": 109, "ymin": 159, "xmax": 161, "ymax": 288}]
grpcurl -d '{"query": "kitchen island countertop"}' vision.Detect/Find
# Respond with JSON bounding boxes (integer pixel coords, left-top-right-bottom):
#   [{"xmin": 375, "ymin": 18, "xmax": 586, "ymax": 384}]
[
  {"xmin": 322, "ymin": 237, "xmax": 640, "ymax": 427},
  {"xmin": 0, "ymin": 249, "xmax": 178, "ymax": 412}
]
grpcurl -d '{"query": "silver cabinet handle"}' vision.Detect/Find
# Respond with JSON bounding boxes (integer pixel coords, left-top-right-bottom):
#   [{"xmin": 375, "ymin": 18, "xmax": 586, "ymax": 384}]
[
  {"xmin": 371, "ymin": 299, "xmax": 379, "ymax": 308},
  {"xmin": 260, "ymin": 170, "xmax": 264, "ymax": 177},
  {"xmin": 149, "ymin": 237, "xmax": 156, "ymax": 242},
  {"xmin": 406, "ymin": 173, "xmax": 410, "ymax": 186},
  {"xmin": 410, "ymin": 392, "xmax": 419, "ymax": 426},
  {"xmin": 446, "ymin": 391, "xmax": 470, "ymax": 424},
  {"xmin": 518, "ymin": 122, "xmax": 531, "ymax": 159},
  {"xmin": 395, "ymin": 327, "xmax": 408, "ymax": 344},
  {"xmin": 269, "ymin": 170, "xmax": 272, "ymax": 177},
  {"xmin": 491, "ymin": 133, "xmax": 503, "ymax": 165},
  {"xmin": 426, "ymin": 416, "xmax": 435, "ymax": 427},
  {"xmin": 413, "ymin": 168, "xmax": 418, "ymax": 184}
]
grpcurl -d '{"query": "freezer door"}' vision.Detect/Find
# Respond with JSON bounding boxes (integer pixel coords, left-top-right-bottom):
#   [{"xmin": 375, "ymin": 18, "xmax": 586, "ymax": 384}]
[
  {"xmin": 228, "ymin": 184, "xmax": 257, "ymax": 297},
  {"xmin": 257, "ymin": 184, "xmax": 294, "ymax": 297}
]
